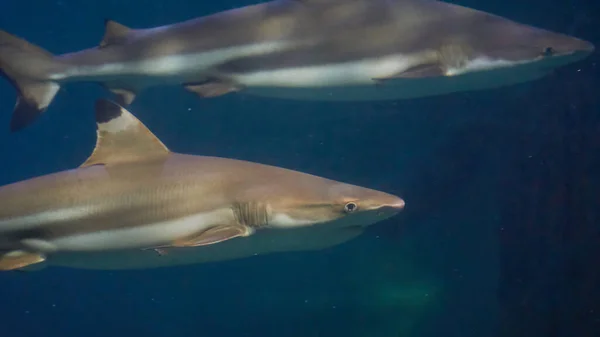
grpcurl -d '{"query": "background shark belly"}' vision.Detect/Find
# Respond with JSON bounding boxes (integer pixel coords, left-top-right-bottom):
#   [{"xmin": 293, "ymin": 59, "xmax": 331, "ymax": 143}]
[{"xmin": 239, "ymin": 64, "xmax": 550, "ymax": 101}]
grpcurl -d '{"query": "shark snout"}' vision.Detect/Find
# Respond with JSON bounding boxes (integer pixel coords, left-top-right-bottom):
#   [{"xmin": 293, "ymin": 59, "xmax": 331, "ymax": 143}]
[
  {"xmin": 538, "ymin": 31, "xmax": 595, "ymax": 58},
  {"xmin": 557, "ymin": 37, "xmax": 595, "ymax": 57},
  {"xmin": 580, "ymin": 40, "xmax": 595, "ymax": 53},
  {"xmin": 386, "ymin": 197, "xmax": 405, "ymax": 211},
  {"xmin": 374, "ymin": 195, "xmax": 405, "ymax": 217}
]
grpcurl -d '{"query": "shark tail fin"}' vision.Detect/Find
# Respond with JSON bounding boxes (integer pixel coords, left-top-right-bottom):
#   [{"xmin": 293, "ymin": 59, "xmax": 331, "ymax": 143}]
[{"xmin": 0, "ymin": 30, "xmax": 63, "ymax": 132}]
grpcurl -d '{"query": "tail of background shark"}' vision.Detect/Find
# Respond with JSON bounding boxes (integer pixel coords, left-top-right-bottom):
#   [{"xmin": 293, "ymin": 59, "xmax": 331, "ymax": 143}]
[{"xmin": 0, "ymin": 30, "xmax": 64, "ymax": 132}]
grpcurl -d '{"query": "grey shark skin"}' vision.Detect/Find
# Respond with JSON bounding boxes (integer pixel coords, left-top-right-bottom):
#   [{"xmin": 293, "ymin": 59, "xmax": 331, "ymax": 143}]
[
  {"xmin": 0, "ymin": 0, "xmax": 594, "ymax": 131},
  {"xmin": 0, "ymin": 99, "xmax": 404, "ymax": 271}
]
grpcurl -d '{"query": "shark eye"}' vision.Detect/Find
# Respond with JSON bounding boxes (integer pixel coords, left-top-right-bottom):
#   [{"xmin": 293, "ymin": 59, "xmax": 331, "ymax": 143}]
[
  {"xmin": 542, "ymin": 47, "xmax": 555, "ymax": 57},
  {"xmin": 344, "ymin": 202, "xmax": 358, "ymax": 213}
]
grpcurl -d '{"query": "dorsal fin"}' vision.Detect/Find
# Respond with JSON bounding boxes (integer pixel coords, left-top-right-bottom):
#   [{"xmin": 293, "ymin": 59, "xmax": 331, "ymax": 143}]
[
  {"xmin": 100, "ymin": 19, "xmax": 132, "ymax": 48},
  {"xmin": 80, "ymin": 99, "xmax": 170, "ymax": 168}
]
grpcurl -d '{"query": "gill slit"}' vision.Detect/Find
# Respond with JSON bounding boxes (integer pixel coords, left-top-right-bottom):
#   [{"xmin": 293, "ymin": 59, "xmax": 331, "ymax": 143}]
[{"xmin": 232, "ymin": 202, "xmax": 270, "ymax": 229}]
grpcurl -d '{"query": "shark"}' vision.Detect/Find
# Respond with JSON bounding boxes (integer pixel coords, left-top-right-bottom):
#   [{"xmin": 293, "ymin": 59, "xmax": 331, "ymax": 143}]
[
  {"xmin": 0, "ymin": 99, "xmax": 404, "ymax": 271},
  {"xmin": 0, "ymin": 0, "xmax": 594, "ymax": 131}
]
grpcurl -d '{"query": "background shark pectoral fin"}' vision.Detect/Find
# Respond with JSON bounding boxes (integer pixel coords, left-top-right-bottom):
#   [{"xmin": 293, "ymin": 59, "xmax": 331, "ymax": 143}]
[
  {"xmin": 152, "ymin": 248, "xmax": 169, "ymax": 256},
  {"xmin": 184, "ymin": 81, "xmax": 240, "ymax": 98},
  {"xmin": 108, "ymin": 88, "xmax": 137, "ymax": 106},
  {"xmin": 0, "ymin": 251, "xmax": 46, "ymax": 271},
  {"xmin": 374, "ymin": 63, "xmax": 446, "ymax": 81},
  {"xmin": 80, "ymin": 99, "xmax": 170, "ymax": 167},
  {"xmin": 100, "ymin": 20, "xmax": 133, "ymax": 48},
  {"xmin": 172, "ymin": 224, "xmax": 251, "ymax": 247},
  {"xmin": 10, "ymin": 82, "xmax": 60, "ymax": 131}
]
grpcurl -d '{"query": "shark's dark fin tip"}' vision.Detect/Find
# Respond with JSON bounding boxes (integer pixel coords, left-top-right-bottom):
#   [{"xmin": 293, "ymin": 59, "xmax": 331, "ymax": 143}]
[
  {"xmin": 94, "ymin": 99, "xmax": 123, "ymax": 124},
  {"xmin": 9, "ymin": 99, "xmax": 45, "ymax": 132}
]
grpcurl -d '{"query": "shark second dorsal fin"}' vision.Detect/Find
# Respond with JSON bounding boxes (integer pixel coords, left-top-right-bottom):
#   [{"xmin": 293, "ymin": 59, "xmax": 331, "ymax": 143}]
[
  {"xmin": 80, "ymin": 99, "xmax": 170, "ymax": 168},
  {"xmin": 100, "ymin": 19, "xmax": 132, "ymax": 48}
]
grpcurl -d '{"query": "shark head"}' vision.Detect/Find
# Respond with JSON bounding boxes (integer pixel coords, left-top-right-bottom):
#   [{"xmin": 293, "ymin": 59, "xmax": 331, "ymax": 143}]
[
  {"xmin": 443, "ymin": 11, "xmax": 595, "ymax": 78},
  {"xmin": 240, "ymin": 175, "xmax": 405, "ymax": 230}
]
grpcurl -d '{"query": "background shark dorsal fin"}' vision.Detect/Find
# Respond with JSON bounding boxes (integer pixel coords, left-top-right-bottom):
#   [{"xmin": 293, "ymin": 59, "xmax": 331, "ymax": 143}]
[
  {"xmin": 80, "ymin": 99, "xmax": 170, "ymax": 168},
  {"xmin": 100, "ymin": 20, "xmax": 132, "ymax": 48}
]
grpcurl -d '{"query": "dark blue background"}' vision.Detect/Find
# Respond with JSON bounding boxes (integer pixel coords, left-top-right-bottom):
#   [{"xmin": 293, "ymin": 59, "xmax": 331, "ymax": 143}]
[{"xmin": 0, "ymin": 1, "xmax": 598, "ymax": 337}]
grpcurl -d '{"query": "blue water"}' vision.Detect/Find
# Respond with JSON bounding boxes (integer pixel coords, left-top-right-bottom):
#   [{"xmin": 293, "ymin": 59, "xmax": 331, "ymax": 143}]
[{"xmin": 0, "ymin": 1, "xmax": 598, "ymax": 337}]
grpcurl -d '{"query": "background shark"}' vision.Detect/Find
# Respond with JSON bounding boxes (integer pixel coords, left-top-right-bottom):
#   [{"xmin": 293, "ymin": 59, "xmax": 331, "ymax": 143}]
[
  {"xmin": 0, "ymin": 0, "xmax": 594, "ymax": 131},
  {"xmin": 0, "ymin": 99, "xmax": 404, "ymax": 271}
]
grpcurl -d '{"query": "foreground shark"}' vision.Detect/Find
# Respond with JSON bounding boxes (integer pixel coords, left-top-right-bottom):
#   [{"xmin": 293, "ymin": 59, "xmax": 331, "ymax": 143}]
[
  {"xmin": 0, "ymin": 99, "xmax": 404, "ymax": 271},
  {"xmin": 0, "ymin": 0, "xmax": 594, "ymax": 131}
]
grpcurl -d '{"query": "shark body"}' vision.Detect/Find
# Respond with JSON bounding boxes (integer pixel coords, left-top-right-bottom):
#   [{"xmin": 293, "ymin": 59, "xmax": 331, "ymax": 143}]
[
  {"xmin": 0, "ymin": 0, "xmax": 594, "ymax": 131},
  {"xmin": 0, "ymin": 100, "xmax": 404, "ymax": 271}
]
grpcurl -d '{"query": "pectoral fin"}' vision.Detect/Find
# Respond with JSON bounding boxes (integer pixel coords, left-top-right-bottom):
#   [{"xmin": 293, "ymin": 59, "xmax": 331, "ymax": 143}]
[
  {"xmin": 108, "ymin": 88, "xmax": 137, "ymax": 106},
  {"xmin": 374, "ymin": 63, "xmax": 446, "ymax": 81},
  {"xmin": 0, "ymin": 251, "xmax": 46, "ymax": 271},
  {"xmin": 184, "ymin": 81, "xmax": 240, "ymax": 98},
  {"xmin": 173, "ymin": 224, "xmax": 253, "ymax": 247}
]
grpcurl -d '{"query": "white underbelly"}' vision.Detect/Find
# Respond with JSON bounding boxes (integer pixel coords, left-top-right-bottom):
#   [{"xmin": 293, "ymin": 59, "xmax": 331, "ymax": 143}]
[
  {"xmin": 234, "ymin": 54, "xmax": 426, "ymax": 87},
  {"xmin": 46, "ymin": 226, "xmax": 364, "ymax": 270},
  {"xmin": 45, "ymin": 209, "xmax": 234, "ymax": 252},
  {"xmin": 239, "ymin": 65, "xmax": 549, "ymax": 101}
]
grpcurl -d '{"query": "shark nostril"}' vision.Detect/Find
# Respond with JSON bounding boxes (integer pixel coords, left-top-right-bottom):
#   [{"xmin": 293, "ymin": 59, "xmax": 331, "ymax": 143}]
[{"xmin": 542, "ymin": 47, "xmax": 555, "ymax": 57}]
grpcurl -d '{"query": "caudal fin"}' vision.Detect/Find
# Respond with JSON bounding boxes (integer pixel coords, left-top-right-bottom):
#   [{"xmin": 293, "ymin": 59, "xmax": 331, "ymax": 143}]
[{"xmin": 0, "ymin": 30, "xmax": 62, "ymax": 131}]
